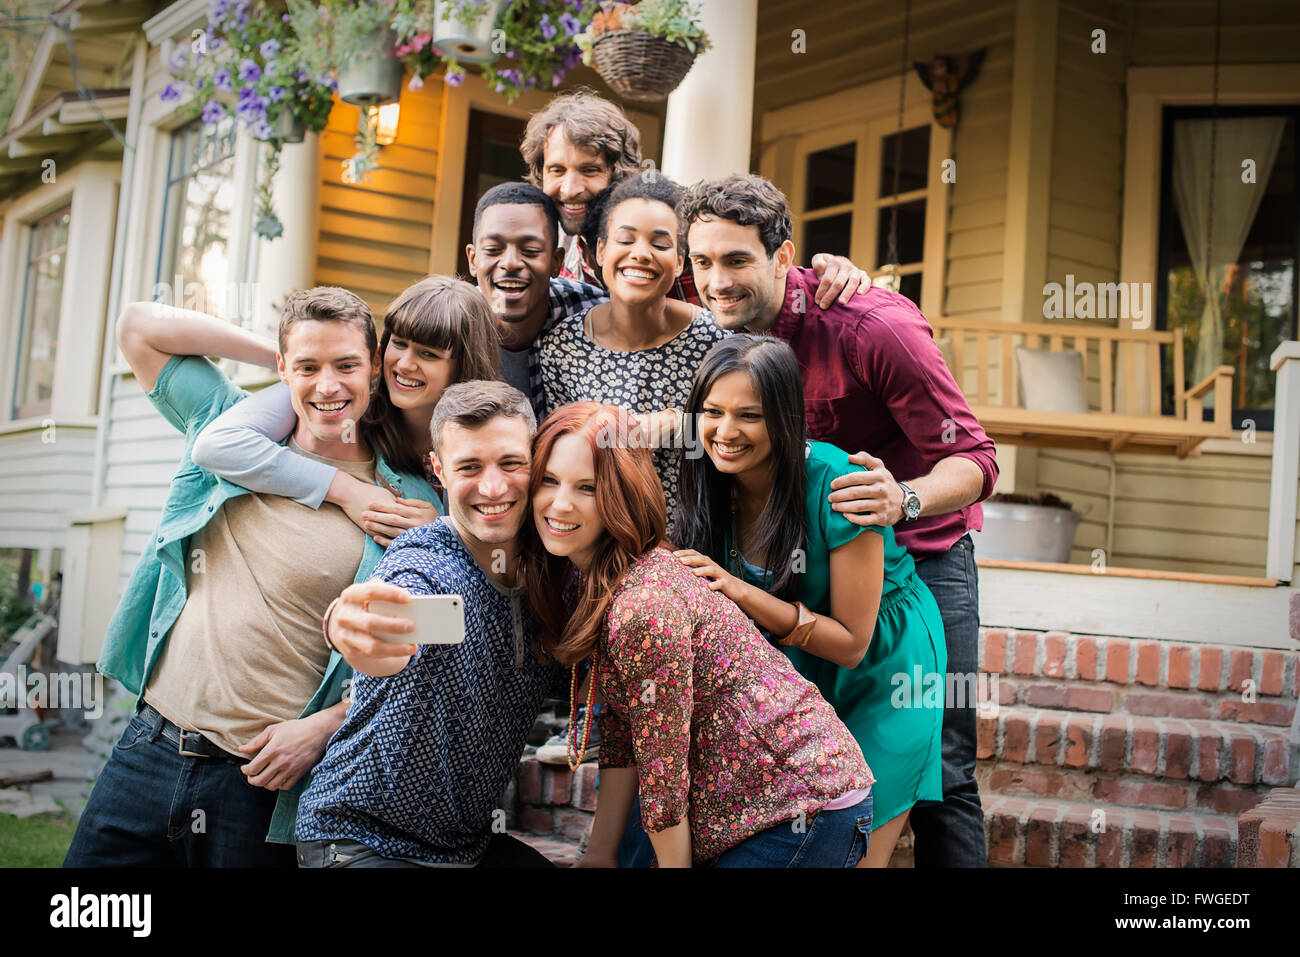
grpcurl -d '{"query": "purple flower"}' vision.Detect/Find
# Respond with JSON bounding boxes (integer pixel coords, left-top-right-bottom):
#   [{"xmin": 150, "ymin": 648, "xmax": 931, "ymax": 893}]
[
  {"xmin": 539, "ymin": 13, "xmax": 557, "ymax": 40},
  {"xmin": 267, "ymin": 85, "xmax": 286, "ymax": 102},
  {"xmin": 251, "ymin": 119, "xmax": 273, "ymax": 140},
  {"xmin": 259, "ymin": 38, "xmax": 280, "ymax": 59},
  {"xmin": 282, "ymin": 12, "xmax": 290, "ymax": 22},
  {"xmin": 201, "ymin": 100, "xmax": 227, "ymax": 124},
  {"xmin": 168, "ymin": 46, "xmax": 189, "ymax": 72},
  {"xmin": 160, "ymin": 82, "xmax": 183, "ymax": 102},
  {"xmin": 408, "ymin": 73, "xmax": 425, "ymax": 91},
  {"xmin": 558, "ymin": 12, "xmax": 582, "ymax": 36},
  {"xmin": 563, "ymin": 46, "xmax": 582, "ymax": 70},
  {"xmin": 213, "ymin": 67, "xmax": 234, "ymax": 93},
  {"xmin": 238, "ymin": 58, "xmax": 260, "ymax": 83},
  {"xmin": 553, "ymin": 69, "xmax": 566, "ymax": 87},
  {"xmin": 443, "ymin": 69, "xmax": 463, "ymax": 87},
  {"xmin": 207, "ymin": 0, "xmax": 228, "ymax": 25},
  {"xmin": 506, "ymin": 48, "xmax": 517, "ymax": 58}
]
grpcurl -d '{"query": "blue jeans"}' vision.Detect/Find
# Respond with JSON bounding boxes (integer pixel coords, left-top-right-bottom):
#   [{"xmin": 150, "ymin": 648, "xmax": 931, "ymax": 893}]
[
  {"xmin": 63, "ymin": 711, "xmax": 296, "ymax": 868},
  {"xmin": 296, "ymin": 834, "xmax": 555, "ymax": 868},
  {"xmin": 713, "ymin": 795, "xmax": 872, "ymax": 868},
  {"xmin": 908, "ymin": 534, "xmax": 988, "ymax": 867}
]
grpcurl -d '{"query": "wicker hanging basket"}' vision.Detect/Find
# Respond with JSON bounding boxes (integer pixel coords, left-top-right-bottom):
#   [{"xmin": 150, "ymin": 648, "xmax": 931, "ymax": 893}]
[{"xmin": 591, "ymin": 30, "xmax": 698, "ymax": 102}]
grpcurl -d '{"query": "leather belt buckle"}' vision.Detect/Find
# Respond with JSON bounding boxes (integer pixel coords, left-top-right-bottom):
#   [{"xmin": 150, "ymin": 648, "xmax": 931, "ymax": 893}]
[{"xmin": 177, "ymin": 728, "xmax": 214, "ymax": 758}]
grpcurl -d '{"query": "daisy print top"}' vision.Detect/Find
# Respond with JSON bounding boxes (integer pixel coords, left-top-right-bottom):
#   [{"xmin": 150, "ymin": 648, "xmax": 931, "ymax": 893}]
[
  {"xmin": 537, "ymin": 307, "xmax": 729, "ymax": 529},
  {"xmin": 597, "ymin": 547, "xmax": 873, "ymax": 865}
]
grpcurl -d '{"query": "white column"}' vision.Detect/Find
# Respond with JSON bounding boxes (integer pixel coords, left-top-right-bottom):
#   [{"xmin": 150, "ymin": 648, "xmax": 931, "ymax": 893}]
[
  {"xmin": 250, "ymin": 133, "xmax": 321, "ymax": 346},
  {"xmin": 660, "ymin": 0, "xmax": 757, "ymax": 185},
  {"xmin": 1266, "ymin": 340, "xmax": 1300, "ymax": 582}
]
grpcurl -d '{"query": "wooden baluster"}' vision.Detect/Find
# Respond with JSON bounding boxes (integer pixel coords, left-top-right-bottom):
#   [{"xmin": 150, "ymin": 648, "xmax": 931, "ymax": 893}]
[
  {"xmin": 1050, "ymin": 334, "xmax": 1063, "ymax": 352},
  {"xmin": 1147, "ymin": 338, "xmax": 1161, "ymax": 414},
  {"xmin": 1173, "ymin": 336, "xmax": 1185, "ymax": 419},
  {"xmin": 952, "ymin": 330, "xmax": 966, "ymax": 396},
  {"xmin": 1001, "ymin": 332, "xmax": 1014, "ymax": 406},
  {"xmin": 1123, "ymin": 341, "xmax": 1138, "ymax": 416},
  {"xmin": 977, "ymin": 330, "xmax": 988, "ymax": 406},
  {"xmin": 1100, "ymin": 337, "xmax": 1113, "ymax": 414}
]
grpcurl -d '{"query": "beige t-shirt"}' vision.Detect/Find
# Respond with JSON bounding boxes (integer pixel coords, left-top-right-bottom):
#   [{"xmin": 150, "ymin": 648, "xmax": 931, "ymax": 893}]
[{"xmin": 145, "ymin": 440, "xmax": 375, "ymax": 758}]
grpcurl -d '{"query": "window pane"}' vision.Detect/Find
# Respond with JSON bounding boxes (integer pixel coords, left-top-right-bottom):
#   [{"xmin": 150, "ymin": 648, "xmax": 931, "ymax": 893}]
[
  {"xmin": 157, "ymin": 119, "xmax": 238, "ymax": 318},
  {"xmin": 802, "ymin": 213, "xmax": 852, "ymax": 263},
  {"xmin": 879, "ymin": 126, "xmax": 930, "ymax": 197},
  {"xmin": 806, "ymin": 143, "xmax": 856, "ymax": 210},
  {"xmin": 876, "ymin": 199, "xmax": 926, "ymax": 267},
  {"xmin": 14, "ymin": 207, "xmax": 71, "ymax": 418},
  {"xmin": 1162, "ymin": 112, "xmax": 1296, "ymax": 419},
  {"xmin": 899, "ymin": 272, "xmax": 922, "ymax": 306}
]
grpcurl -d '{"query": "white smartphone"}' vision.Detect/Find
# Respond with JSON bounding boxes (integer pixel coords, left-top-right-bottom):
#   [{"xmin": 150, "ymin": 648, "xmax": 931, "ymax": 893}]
[{"xmin": 369, "ymin": 595, "xmax": 466, "ymax": 645}]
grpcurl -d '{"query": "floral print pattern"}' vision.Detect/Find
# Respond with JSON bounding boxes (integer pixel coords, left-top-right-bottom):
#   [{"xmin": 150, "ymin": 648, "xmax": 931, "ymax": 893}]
[{"xmin": 598, "ymin": 547, "xmax": 873, "ymax": 864}]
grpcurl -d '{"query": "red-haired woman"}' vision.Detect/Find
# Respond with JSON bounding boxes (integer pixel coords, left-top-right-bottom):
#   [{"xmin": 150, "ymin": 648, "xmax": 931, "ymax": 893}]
[{"xmin": 521, "ymin": 402, "xmax": 874, "ymax": 867}]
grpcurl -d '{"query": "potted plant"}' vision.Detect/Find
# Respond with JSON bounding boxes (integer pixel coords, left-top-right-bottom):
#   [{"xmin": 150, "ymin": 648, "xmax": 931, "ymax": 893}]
[
  {"xmin": 973, "ymin": 492, "xmax": 1084, "ymax": 564},
  {"xmin": 431, "ymin": 0, "xmax": 507, "ymax": 62},
  {"xmin": 287, "ymin": 0, "xmax": 403, "ymax": 106},
  {"xmin": 577, "ymin": 0, "xmax": 710, "ymax": 102},
  {"xmin": 396, "ymin": 0, "xmax": 594, "ymax": 100},
  {"xmin": 163, "ymin": 0, "xmax": 335, "ymax": 239}
]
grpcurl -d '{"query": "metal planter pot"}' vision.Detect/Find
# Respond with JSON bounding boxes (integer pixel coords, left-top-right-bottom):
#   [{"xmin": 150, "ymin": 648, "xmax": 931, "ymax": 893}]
[
  {"xmin": 338, "ymin": 29, "xmax": 403, "ymax": 106},
  {"xmin": 432, "ymin": 0, "xmax": 506, "ymax": 63},
  {"xmin": 971, "ymin": 502, "xmax": 1082, "ymax": 563}
]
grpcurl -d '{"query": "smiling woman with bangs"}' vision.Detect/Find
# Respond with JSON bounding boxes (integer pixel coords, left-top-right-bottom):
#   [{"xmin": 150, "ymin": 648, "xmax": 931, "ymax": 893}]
[{"xmin": 190, "ymin": 276, "xmax": 502, "ymax": 545}]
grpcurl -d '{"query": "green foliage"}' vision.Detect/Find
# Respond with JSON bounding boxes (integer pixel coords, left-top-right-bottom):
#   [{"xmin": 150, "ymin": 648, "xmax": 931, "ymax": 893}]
[
  {"xmin": 622, "ymin": 0, "xmax": 710, "ymax": 53},
  {"xmin": 0, "ymin": 552, "xmax": 34, "ymax": 644}
]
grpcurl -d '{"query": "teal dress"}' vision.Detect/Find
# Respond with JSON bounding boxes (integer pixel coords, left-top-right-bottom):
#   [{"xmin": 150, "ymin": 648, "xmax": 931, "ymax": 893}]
[{"xmin": 732, "ymin": 441, "xmax": 947, "ymax": 829}]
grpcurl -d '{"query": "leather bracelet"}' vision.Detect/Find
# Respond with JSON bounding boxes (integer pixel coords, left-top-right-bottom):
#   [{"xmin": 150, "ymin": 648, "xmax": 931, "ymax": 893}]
[
  {"xmin": 322, "ymin": 597, "xmax": 341, "ymax": 652},
  {"xmin": 779, "ymin": 601, "xmax": 817, "ymax": 648}
]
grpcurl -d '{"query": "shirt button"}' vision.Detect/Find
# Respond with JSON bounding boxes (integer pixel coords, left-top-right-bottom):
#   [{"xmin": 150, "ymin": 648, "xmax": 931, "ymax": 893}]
[
  {"xmin": 156, "ymin": 536, "xmax": 163, "ymax": 543},
  {"xmin": 151, "ymin": 631, "xmax": 158, "ymax": 638},
  {"xmin": 207, "ymin": 505, "xmax": 214, "ymax": 512}
]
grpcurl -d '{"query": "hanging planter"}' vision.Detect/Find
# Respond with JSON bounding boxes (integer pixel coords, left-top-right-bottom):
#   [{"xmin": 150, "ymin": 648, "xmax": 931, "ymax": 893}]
[
  {"xmin": 590, "ymin": 30, "xmax": 695, "ymax": 101},
  {"xmin": 271, "ymin": 109, "xmax": 307, "ymax": 143},
  {"xmin": 432, "ymin": 0, "xmax": 507, "ymax": 63},
  {"xmin": 337, "ymin": 28, "xmax": 403, "ymax": 105},
  {"xmin": 578, "ymin": 0, "xmax": 709, "ymax": 102}
]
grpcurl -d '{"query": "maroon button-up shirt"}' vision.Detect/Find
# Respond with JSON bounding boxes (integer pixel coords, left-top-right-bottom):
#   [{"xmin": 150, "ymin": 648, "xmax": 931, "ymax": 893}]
[{"xmin": 767, "ymin": 267, "xmax": 998, "ymax": 559}]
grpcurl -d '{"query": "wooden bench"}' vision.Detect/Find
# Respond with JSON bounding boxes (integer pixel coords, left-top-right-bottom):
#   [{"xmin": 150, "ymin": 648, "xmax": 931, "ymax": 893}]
[{"xmin": 930, "ymin": 317, "xmax": 1235, "ymax": 458}]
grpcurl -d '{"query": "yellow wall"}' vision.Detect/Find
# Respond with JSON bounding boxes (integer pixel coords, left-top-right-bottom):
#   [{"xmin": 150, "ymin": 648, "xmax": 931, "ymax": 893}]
[{"xmin": 313, "ymin": 83, "xmax": 441, "ymax": 321}]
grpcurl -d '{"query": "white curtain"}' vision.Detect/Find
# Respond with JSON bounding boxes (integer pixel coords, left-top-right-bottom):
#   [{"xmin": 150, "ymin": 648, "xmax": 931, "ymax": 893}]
[{"xmin": 1172, "ymin": 116, "xmax": 1286, "ymax": 394}]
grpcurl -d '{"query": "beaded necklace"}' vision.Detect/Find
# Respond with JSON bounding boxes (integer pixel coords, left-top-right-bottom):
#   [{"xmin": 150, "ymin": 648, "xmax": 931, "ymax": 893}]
[{"xmin": 566, "ymin": 656, "xmax": 598, "ymax": 772}]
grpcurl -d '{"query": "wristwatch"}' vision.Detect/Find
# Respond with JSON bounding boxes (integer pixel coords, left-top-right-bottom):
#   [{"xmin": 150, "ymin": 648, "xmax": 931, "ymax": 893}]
[{"xmin": 898, "ymin": 482, "xmax": 922, "ymax": 523}]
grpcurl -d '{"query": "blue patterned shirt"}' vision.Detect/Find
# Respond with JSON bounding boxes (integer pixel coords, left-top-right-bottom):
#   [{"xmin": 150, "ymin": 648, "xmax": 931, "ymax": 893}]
[{"xmin": 295, "ymin": 518, "xmax": 564, "ymax": 865}]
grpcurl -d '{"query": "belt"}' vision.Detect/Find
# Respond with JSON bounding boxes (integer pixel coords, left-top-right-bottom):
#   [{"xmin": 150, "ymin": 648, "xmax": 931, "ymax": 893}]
[{"xmin": 138, "ymin": 703, "xmax": 246, "ymax": 762}]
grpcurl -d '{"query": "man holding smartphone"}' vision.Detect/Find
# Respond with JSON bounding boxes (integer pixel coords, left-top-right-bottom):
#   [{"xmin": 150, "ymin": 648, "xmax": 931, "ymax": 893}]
[{"xmin": 295, "ymin": 380, "xmax": 564, "ymax": 867}]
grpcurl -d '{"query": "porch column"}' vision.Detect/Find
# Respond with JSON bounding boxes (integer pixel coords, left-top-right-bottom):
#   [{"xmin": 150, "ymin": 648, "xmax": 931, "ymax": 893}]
[
  {"xmin": 1266, "ymin": 340, "xmax": 1300, "ymax": 582},
  {"xmin": 250, "ymin": 134, "xmax": 321, "ymax": 344},
  {"xmin": 660, "ymin": 0, "xmax": 757, "ymax": 184}
]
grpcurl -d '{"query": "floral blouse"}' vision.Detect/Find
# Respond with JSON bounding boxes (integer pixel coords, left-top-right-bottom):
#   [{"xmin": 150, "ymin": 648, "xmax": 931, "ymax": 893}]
[{"xmin": 597, "ymin": 547, "xmax": 873, "ymax": 864}]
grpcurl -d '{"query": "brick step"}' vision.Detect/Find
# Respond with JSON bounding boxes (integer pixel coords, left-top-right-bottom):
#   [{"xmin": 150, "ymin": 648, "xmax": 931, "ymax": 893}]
[
  {"xmin": 976, "ymin": 707, "xmax": 1296, "ymax": 788},
  {"xmin": 983, "ymin": 795, "xmax": 1237, "ymax": 867},
  {"xmin": 980, "ymin": 629, "xmax": 1298, "ymax": 713},
  {"xmin": 990, "ymin": 673, "xmax": 1296, "ymax": 726}
]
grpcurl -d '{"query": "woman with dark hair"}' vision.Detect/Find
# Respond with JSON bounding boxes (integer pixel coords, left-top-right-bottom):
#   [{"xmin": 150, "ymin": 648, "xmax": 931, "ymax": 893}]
[
  {"xmin": 521, "ymin": 402, "xmax": 874, "ymax": 868},
  {"xmin": 191, "ymin": 276, "xmax": 502, "ymax": 543},
  {"xmin": 673, "ymin": 334, "xmax": 947, "ymax": 867},
  {"xmin": 536, "ymin": 171, "xmax": 729, "ymax": 530}
]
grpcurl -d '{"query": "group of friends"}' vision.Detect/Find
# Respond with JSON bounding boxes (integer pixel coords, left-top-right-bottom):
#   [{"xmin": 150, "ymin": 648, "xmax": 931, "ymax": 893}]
[{"xmin": 64, "ymin": 90, "xmax": 998, "ymax": 869}]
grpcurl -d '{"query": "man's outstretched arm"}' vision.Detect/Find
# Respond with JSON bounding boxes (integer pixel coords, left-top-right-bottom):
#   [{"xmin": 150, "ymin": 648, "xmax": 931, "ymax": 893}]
[{"xmin": 115, "ymin": 301, "xmax": 278, "ymax": 393}]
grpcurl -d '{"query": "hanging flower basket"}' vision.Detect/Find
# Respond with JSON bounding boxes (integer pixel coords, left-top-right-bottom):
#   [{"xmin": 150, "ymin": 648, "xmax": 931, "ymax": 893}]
[
  {"xmin": 431, "ymin": 0, "xmax": 506, "ymax": 63},
  {"xmin": 271, "ymin": 109, "xmax": 307, "ymax": 143},
  {"xmin": 337, "ymin": 28, "xmax": 404, "ymax": 105},
  {"xmin": 589, "ymin": 29, "xmax": 696, "ymax": 101}
]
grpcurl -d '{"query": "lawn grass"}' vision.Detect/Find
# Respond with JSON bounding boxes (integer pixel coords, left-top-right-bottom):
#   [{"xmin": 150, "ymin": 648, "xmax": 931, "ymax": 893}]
[{"xmin": 0, "ymin": 811, "xmax": 77, "ymax": 867}]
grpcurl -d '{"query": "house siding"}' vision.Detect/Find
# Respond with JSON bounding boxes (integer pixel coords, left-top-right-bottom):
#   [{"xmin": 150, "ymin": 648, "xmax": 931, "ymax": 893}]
[
  {"xmin": 99, "ymin": 374, "xmax": 186, "ymax": 592},
  {"xmin": 313, "ymin": 85, "xmax": 440, "ymax": 320},
  {"xmin": 0, "ymin": 425, "xmax": 97, "ymax": 551}
]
